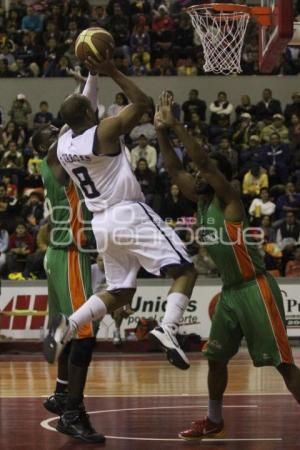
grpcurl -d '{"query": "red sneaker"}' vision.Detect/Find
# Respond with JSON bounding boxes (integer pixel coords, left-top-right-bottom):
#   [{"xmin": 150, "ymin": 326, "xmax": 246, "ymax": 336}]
[{"xmin": 178, "ymin": 416, "xmax": 224, "ymax": 441}]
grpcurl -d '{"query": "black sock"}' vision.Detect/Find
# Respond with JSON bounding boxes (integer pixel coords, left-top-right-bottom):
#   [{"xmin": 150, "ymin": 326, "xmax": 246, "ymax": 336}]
[{"xmin": 55, "ymin": 379, "xmax": 68, "ymax": 394}]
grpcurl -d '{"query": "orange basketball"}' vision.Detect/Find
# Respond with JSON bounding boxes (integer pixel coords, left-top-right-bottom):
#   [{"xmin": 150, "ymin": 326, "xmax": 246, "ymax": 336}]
[
  {"xmin": 208, "ymin": 293, "xmax": 221, "ymax": 320},
  {"xmin": 75, "ymin": 27, "xmax": 115, "ymax": 62}
]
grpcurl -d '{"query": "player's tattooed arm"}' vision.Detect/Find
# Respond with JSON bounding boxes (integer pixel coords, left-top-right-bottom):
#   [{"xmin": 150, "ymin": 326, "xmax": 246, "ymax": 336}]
[{"xmin": 47, "ymin": 143, "xmax": 69, "ymax": 186}]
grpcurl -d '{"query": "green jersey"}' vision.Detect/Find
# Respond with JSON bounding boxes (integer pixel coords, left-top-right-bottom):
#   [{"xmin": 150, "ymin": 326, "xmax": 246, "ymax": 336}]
[
  {"xmin": 40, "ymin": 158, "xmax": 94, "ymax": 249},
  {"xmin": 197, "ymin": 197, "xmax": 265, "ymax": 287}
]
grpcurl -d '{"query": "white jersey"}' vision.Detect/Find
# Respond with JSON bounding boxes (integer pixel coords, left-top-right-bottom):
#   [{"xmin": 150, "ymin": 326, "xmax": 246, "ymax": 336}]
[{"xmin": 57, "ymin": 126, "xmax": 144, "ymax": 212}]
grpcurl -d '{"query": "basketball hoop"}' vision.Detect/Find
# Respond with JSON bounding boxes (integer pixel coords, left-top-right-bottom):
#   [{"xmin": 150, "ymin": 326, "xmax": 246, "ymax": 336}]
[{"xmin": 187, "ymin": 3, "xmax": 251, "ymax": 75}]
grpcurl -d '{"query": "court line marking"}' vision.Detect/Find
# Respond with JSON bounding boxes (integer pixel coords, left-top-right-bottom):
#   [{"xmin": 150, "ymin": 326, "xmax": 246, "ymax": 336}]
[
  {"xmin": 1, "ymin": 393, "xmax": 291, "ymax": 398},
  {"xmin": 40, "ymin": 405, "xmax": 281, "ymax": 443}
]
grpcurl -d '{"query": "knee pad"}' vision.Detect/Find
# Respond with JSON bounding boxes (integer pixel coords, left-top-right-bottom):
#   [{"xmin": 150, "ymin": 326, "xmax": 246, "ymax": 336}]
[{"xmin": 70, "ymin": 337, "xmax": 96, "ymax": 367}]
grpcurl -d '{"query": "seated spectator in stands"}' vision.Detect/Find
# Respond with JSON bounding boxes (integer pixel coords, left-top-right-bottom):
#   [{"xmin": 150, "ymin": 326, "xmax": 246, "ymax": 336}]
[
  {"xmin": 129, "ymin": 112, "xmax": 156, "ymax": 145},
  {"xmin": 285, "ymin": 92, "xmax": 300, "ymax": 126},
  {"xmin": 107, "ymin": 3, "xmax": 130, "ymax": 57},
  {"xmin": 157, "ymin": 136, "xmax": 185, "ymax": 174},
  {"xmin": 242, "ymin": 163, "xmax": 269, "ymax": 198},
  {"xmin": 33, "ymin": 101, "xmax": 54, "ymax": 128},
  {"xmin": 21, "ymin": 192, "xmax": 44, "ymax": 229},
  {"xmin": 193, "ymin": 246, "xmax": 217, "ymax": 277},
  {"xmin": 0, "ymin": 58, "xmax": 14, "ymax": 77},
  {"xmin": 260, "ymin": 114, "xmax": 289, "ymax": 144},
  {"xmin": 23, "ymin": 222, "xmax": 49, "ymax": 279},
  {"xmin": 10, "ymin": 58, "xmax": 38, "ymax": 78},
  {"xmin": 0, "ymin": 182, "xmax": 18, "ymax": 231},
  {"xmin": 6, "ymin": 221, "xmax": 35, "ymax": 279},
  {"xmin": 260, "ymin": 214, "xmax": 276, "ymax": 243},
  {"xmin": 151, "ymin": 55, "xmax": 177, "ymax": 76},
  {"xmin": 182, "ymin": 89, "xmax": 206, "ymax": 123},
  {"xmin": 177, "ymin": 57, "xmax": 198, "ymax": 76},
  {"xmin": 1, "ymin": 174, "xmax": 17, "ymax": 198},
  {"xmin": 235, "ymin": 94, "xmax": 256, "ymax": 120},
  {"xmin": 129, "ymin": 55, "xmax": 149, "ymax": 76},
  {"xmin": 216, "ymin": 138, "xmax": 238, "ymax": 177},
  {"xmin": 208, "ymin": 114, "xmax": 232, "ymax": 147},
  {"xmin": 8, "ymin": 94, "xmax": 32, "ymax": 130},
  {"xmin": 165, "ymin": 90, "xmax": 181, "ymax": 121},
  {"xmin": 249, "ymin": 187, "xmax": 276, "ymax": 222},
  {"xmin": 26, "ymin": 149, "xmax": 43, "ymax": 187},
  {"xmin": 130, "ymin": 21, "xmax": 151, "ymax": 57},
  {"xmin": 21, "ymin": 5, "xmax": 43, "ymax": 33},
  {"xmin": 276, "ymin": 181, "xmax": 300, "ymax": 219},
  {"xmin": 238, "ymin": 135, "xmax": 262, "ymax": 175},
  {"xmin": 131, "ymin": 135, "xmax": 157, "ymax": 172},
  {"xmin": 106, "ymin": 0, "xmax": 131, "ymax": 17},
  {"xmin": 289, "ymin": 114, "xmax": 300, "ymax": 150},
  {"xmin": 42, "ymin": 20, "xmax": 62, "ymax": 47},
  {"xmin": 134, "ymin": 158, "xmax": 157, "ymax": 206},
  {"xmin": 107, "ymin": 92, "xmax": 128, "ymax": 117},
  {"xmin": 232, "ymin": 113, "xmax": 257, "ymax": 151},
  {"xmin": 276, "ymin": 211, "xmax": 300, "ymax": 271},
  {"xmin": 172, "ymin": 13, "xmax": 194, "ymax": 59},
  {"xmin": 187, "ymin": 112, "xmax": 208, "ymax": 137},
  {"xmin": 285, "ymin": 245, "xmax": 300, "ymax": 277},
  {"xmin": 0, "ymin": 141, "xmax": 24, "ymax": 170},
  {"xmin": 45, "ymin": 55, "xmax": 73, "ymax": 77},
  {"xmin": 161, "ymin": 184, "xmax": 195, "ymax": 221},
  {"xmin": 0, "ymin": 218, "xmax": 9, "ymax": 275},
  {"xmin": 2, "ymin": 121, "xmax": 26, "ymax": 149},
  {"xmin": 63, "ymin": 19, "xmax": 80, "ymax": 45},
  {"xmin": 14, "ymin": 33, "xmax": 40, "ymax": 64},
  {"xmin": 152, "ymin": 4, "xmax": 173, "ymax": 33},
  {"xmin": 255, "ymin": 88, "xmax": 282, "ymax": 123},
  {"xmin": 260, "ymin": 132, "xmax": 290, "ymax": 183},
  {"xmin": 209, "ymin": 91, "xmax": 233, "ymax": 124}
]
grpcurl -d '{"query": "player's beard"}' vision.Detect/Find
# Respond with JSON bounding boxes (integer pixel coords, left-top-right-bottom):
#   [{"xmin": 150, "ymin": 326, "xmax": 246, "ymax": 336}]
[{"xmin": 195, "ymin": 179, "xmax": 214, "ymax": 196}]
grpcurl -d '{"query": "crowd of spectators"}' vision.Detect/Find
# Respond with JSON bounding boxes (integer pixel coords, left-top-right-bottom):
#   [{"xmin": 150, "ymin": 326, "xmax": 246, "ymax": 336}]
[
  {"xmin": 0, "ymin": 0, "xmax": 300, "ymax": 78},
  {"xmin": 1, "ymin": 85, "xmax": 300, "ymax": 280}
]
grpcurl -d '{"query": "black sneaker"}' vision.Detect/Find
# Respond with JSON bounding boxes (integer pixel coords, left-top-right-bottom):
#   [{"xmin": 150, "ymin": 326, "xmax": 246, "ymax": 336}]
[
  {"xmin": 43, "ymin": 313, "xmax": 72, "ymax": 364},
  {"xmin": 149, "ymin": 326, "xmax": 190, "ymax": 370},
  {"xmin": 43, "ymin": 393, "xmax": 68, "ymax": 415},
  {"xmin": 56, "ymin": 406, "xmax": 106, "ymax": 443}
]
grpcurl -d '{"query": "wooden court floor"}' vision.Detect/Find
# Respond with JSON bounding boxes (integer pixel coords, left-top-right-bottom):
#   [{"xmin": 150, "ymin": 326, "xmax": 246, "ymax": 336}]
[{"xmin": 1, "ymin": 348, "xmax": 300, "ymax": 450}]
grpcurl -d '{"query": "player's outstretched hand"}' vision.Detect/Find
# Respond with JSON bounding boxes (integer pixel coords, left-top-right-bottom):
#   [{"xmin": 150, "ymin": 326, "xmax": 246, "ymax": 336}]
[
  {"xmin": 154, "ymin": 105, "xmax": 168, "ymax": 131},
  {"xmin": 159, "ymin": 91, "xmax": 177, "ymax": 128},
  {"xmin": 84, "ymin": 50, "xmax": 116, "ymax": 75}
]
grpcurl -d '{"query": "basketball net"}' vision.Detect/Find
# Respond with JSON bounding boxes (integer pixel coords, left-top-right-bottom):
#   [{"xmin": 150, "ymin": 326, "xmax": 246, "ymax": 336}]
[{"xmin": 187, "ymin": 5, "xmax": 250, "ymax": 75}]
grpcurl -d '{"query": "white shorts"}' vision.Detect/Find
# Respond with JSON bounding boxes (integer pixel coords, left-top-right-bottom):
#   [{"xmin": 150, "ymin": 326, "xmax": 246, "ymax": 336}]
[{"xmin": 91, "ymin": 201, "xmax": 192, "ymax": 290}]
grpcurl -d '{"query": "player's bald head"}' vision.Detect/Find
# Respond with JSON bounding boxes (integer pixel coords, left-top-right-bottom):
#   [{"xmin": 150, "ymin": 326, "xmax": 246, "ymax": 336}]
[{"xmin": 60, "ymin": 94, "xmax": 93, "ymax": 129}]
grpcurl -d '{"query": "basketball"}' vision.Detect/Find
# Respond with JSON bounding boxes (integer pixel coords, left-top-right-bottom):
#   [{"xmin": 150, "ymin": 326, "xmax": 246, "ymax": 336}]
[{"xmin": 75, "ymin": 27, "xmax": 115, "ymax": 62}]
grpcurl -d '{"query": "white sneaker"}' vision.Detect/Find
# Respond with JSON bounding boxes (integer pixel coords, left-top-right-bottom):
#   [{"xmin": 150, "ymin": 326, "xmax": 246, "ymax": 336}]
[
  {"xmin": 149, "ymin": 326, "xmax": 190, "ymax": 370},
  {"xmin": 43, "ymin": 314, "xmax": 72, "ymax": 363},
  {"xmin": 113, "ymin": 329, "xmax": 122, "ymax": 346}
]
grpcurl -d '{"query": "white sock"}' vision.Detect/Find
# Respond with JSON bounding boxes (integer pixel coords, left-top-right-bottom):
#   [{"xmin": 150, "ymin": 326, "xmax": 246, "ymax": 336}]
[
  {"xmin": 162, "ymin": 292, "xmax": 190, "ymax": 332},
  {"xmin": 69, "ymin": 295, "xmax": 107, "ymax": 332}
]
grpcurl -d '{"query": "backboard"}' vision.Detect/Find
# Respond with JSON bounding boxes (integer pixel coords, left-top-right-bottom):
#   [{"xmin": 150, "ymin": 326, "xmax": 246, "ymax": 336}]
[{"xmin": 259, "ymin": 0, "xmax": 294, "ymax": 72}]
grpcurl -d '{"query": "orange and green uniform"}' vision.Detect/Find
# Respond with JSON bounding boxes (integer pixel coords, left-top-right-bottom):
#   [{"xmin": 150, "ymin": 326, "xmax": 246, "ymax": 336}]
[
  {"xmin": 41, "ymin": 158, "xmax": 97, "ymax": 338},
  {"xmin": 198, "ymin": 197, "xmax": 293, "ymax": 367}
]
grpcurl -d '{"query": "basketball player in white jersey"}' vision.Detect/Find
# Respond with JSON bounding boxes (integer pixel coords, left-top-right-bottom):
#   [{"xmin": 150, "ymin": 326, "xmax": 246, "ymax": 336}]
[{"xmin": 43, "ymin": 53, "xmax": 197, "ymax": 370}]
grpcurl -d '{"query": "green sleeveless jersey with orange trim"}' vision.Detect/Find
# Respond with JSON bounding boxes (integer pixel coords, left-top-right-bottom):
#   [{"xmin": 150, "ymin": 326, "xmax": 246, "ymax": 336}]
[
  {"xmin": 40, "ymin": 159, "xmax": 94, "ymax": 249},
  {"xmin": 197, "ymin": 197, "xmax": 265, "ymax": 287}
]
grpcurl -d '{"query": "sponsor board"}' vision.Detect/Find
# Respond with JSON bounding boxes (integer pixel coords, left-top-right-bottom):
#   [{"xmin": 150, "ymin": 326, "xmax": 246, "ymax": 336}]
[{"xmin": 1, "ymin": 280, "xmax": 300, "ymax": 339}]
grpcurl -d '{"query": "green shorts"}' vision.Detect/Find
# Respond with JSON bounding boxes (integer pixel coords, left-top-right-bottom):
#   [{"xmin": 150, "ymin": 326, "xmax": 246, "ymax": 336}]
[
  {"xmin": 203, "ymin": 273, "xmax": 293, "ymax": 367},
  {"xmin": 44, "ymin": 246, "xmax": 98, "ymax": 338}
]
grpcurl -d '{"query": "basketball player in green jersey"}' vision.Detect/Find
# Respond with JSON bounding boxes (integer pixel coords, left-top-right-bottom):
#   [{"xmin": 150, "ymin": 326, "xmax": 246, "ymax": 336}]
[
  {"xmin": 155, "ymin": 92, "xmax": 300, "ymax": 440},
  {"xmin": 32, "ymin": 74, "xmax": 105, "ymax": 444}
]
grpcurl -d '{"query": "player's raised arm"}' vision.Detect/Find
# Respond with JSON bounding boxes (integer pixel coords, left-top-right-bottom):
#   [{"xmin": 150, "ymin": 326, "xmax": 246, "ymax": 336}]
[
  {"xmin": 85, "ymin": 53, "xmax": 150, "ymax": 138},
  {"xmin": 155, "ymin": 107, "xmax": 198, "ymax": 203},
  {"xmin": 159, "ymin": 92, "xmax": 238, "ymax": 207},
  {"xmin": 82, "ymin": 72, "xmax": 99, "ymax": 112}
]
